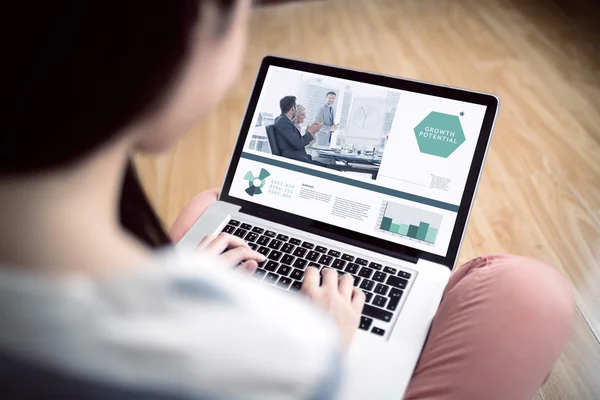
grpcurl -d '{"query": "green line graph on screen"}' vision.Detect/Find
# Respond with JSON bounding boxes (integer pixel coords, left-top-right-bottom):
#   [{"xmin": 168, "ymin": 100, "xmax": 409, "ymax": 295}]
[{"xmin": 376, "ymin": 200, "xmax": 443, "ymax": 245}]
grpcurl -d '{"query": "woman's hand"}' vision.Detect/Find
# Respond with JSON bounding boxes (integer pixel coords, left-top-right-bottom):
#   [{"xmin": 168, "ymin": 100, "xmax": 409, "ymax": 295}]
[
  {"xmin": 196, "ymin": 232, "xmax": 266, "ymax": 274},
  {"xmin": 302, "ymin": 267, "xmax": 365, "ymax": 350},
  {"xmin": 169, "ymin": 189, "xmax": 265, "ymax": 274}
]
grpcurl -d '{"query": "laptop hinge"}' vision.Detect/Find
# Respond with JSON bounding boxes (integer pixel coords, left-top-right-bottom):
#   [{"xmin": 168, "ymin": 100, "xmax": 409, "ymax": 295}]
[{"xmin": 240, "ymin": 207, "xmax": 419, "ymax": 265}]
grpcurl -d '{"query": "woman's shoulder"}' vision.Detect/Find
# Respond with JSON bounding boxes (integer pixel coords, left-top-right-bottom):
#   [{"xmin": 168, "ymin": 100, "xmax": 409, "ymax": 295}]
[{"xmin": 0, "ymin": 251, "xmax": 343, "ymax": 400}]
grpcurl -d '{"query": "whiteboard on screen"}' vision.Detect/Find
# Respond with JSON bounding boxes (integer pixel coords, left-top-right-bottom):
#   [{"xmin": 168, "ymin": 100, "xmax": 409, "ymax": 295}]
[{"xmin": 345, "ymin": 97, "xmax": 386, "ymax": 146}]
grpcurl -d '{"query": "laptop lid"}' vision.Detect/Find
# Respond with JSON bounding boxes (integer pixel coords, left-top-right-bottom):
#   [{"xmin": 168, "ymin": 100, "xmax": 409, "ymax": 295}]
[{"xmin": 220, "ymin": 56, "xmax": 499, "ymax": 270}]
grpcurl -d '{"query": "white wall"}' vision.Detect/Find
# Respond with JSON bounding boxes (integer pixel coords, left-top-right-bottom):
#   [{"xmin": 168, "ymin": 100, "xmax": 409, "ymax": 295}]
[{"xmin": 256, "ymin": 66, "xmax": 391, "ymax": 121}]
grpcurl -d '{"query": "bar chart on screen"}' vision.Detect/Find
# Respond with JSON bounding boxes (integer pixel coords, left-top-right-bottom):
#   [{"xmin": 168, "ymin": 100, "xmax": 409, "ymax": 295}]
[{"xmin": 375, "ymin": 200, "xmax": 443, "ymax": 245}]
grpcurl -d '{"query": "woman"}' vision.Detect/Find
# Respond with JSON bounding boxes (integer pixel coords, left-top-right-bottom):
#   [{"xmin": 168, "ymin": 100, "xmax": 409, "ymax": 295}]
[
  {"xmin": 291, "ymin": 103, "xmax": 317, "ymax": 155},
  {"xmin": 292, "ymin": 103, "xmax": 308, "ymax": 131},
  {"xmin": 1, "ymin": 1, "xmax": 573, "ymax": 399}
]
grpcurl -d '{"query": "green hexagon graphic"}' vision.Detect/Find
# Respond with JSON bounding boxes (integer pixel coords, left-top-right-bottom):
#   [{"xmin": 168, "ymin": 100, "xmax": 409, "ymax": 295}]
[{"xmin": 414, "ymin": 112, "xmax": 465, "ymax": 158}]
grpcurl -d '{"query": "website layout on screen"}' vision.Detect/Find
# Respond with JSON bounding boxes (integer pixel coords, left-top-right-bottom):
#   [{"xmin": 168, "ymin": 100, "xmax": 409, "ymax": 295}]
[{"xmin": 228, "ymin": 66, "xmax": 487, "ymax": 256}]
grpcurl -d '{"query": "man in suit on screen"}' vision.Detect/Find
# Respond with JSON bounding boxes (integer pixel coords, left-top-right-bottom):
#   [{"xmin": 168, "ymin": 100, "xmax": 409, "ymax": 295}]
[{"xmin": 314, "ymin": 91, "xmax": 338, "ymax": 146}]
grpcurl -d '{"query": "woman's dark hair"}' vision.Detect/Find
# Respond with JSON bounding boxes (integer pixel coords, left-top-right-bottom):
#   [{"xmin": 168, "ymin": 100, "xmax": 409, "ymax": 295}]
[{"xmin": 4, "ymin": 1, "xmax": 236, "ymax": 247}]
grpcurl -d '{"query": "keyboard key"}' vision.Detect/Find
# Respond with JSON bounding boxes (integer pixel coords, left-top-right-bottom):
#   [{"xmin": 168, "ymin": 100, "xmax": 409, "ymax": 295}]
[
  {"xmin": 315, "ymin": 245, "xmax": 328, "ymax": 253},
  {"xmin": 306, "ymin": 251, "xmax": 320, "ymax": 262},
  {"xmin": 268, "ymin": 239, "xmax": 283, "ymax": 250},
  {"xmin": 308, "ymin": 262, "xmax": 321, "ymax": 271},
  {"xmin": 345, "ymin": 263, "xmax": 359, "ymax": 274},
  {"xmin": 264, "ymin": 230, "xmax": 276, "ymax": 237},
  {"xmin": 373, "ymin": 295, "xmax": 388, "ymax": 308},
  {"xmin": 268, "ymin": 251, "xmax": 283, "ymax": 261},
  {"xmin": 369, "ymin": 262, "xmax": 383, "ymax": 270},
  {"xmin": 318, "ymin": 255, "xmax": 333, "ymax": 266},
  {"xmin": 362, "ymin": 304, "xmax": 393, "ymax": 322},
  {"xmin": 222, "ymin": 225, "xmax": 236, "ymax": 234},
  {"xmin": 257, "ymin": 246, "xmax": 270, "ymax": 256},
  {"xmin": 387, "ymin": 275, "xmax": 408, "ymax": 289},
  {"xmin": 383, "ymin": 266, "xmax": 397, "ymax": 275},
  {"xmin": 264, "ymin": 260, "xmax": 279, "ymax": 272},
  {"xmin": 290, "ymin": 268, "xmax": 305, "ymax": 280},
  {"xmin": 264, "ymin": 272, "xmax": 279, "ymax": 284},
  {"xmin": 281, "ymin": 243, "xmax": 295, "ymax": 254},
  {"xmin": 276, "ymin": 277, "xmax": 292, "ymax": 289},
  {"xmin": 358, "ymin": 267, "xmax": 373, "ymax": 279},
  {"xmin": 252, "ymin": 227, "xmax": 264, "ymax": 234},
  {"xmin": 289, "ymin": 238, "xmax": 302, "ymax": 245},
  {"xmin": 387, "ymin": 288, "xmax": 403, "ymax": 311},
  {"xmin": 293, "ymin": 258, "xmax": 308, "ymax": 269},
  {"xmin": 245, "ymin": 232, "xmax": 259, "ymax": 242},
  {"xmin": 241, "ymin": 223, "xmax": 252, "ymax": 230},
  {"xmin": 328, "ymin": 250, "xmax": 341, "ymax": 257},
  {"xmin": 257, "ymin": 236, "xmax": 270, "ymax": 246},
  {"xmin": 248, "ymin": 243, "xmax": 258, "ymax": 251},
  {"xmin": 371, "ymin": 327, "xmax": 385, "ymax": 336},
  {"xmin": 293, "ymin": 247, "xmax": 307, "ymax": 258},
  {"xmin": 252, "ymin": 268, "xmax": 267, "ymax": 280},
  {"xmin": 373, "ymin": 271, "xmax": 387, "ymax": 283},
  {"xmin": 276, "ymin": 234, "xmax": 289, "ymax": 241},
  {"xmin": 280, "ymin": 254, "xmax": 295, "ymax": 265},
  {"xmin": 277, "ymin": 265, "xmax": 292, "ymax": 276},
  {"xmin": 398, "ymin": 271, "xmax": 412, "ymax": 279},
  {"xmin": 360, "ymin": 279, "xmax": 375, "ymax": 291},
  {"xmin": 332, "ymin": 259, "xmax": 346, "ymax": 270},
  {"xmin": 301, "ymin": 242, "xmax": 315, "ymax": 249},
  {"xmin": 341, "ymin": 254, "xmax": 355, "ymax": 262},
  {"xmin": 359, "ymin": 316, "xmax": 373, "ymax": 331},
  {"xmin": 374, "ymin": 283, "xmax": 389, "ymax": 295},
  {"xmin": 228, "ymin": 219, "xmax": 240, "ymax": 226},
  {"xmin": 233, "ymin": 228, "xmax": 248, "ymax": 238},
  {"xmin": 353, "ymin": 275, "xmax": 361, "ymax": 287},
  {"xmin": 291, "ymin": 280, "xmax": 303, "ymax": 292},
  {"xmin": 356, "ymin": 258, "xmax": 368, "ymax": 266},
  {"xmin": 362, "ymin": 290, "xmax": 373, "ymax": 303}
]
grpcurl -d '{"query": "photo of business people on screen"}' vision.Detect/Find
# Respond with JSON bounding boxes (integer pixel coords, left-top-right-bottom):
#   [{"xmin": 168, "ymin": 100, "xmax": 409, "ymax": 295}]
[{"xmin": 247, "ymin": 67, "xmax": 401, "ymax": 181}]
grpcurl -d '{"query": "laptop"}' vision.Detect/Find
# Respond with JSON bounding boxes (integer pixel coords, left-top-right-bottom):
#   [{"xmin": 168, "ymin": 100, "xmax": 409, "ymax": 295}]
[{"xmin": 177, "ymin": 56, "xmax": 499, "ymax": 398}]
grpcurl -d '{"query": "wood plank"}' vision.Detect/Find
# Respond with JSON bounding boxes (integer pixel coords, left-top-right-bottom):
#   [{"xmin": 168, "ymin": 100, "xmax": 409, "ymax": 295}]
[
  {"xmin": 569, "ymin": 181, "xmax": 600, "ymax": 224},
  {"xmin": 539, "ymin": 307, "xmax": 600, "ymax": 400},
  {"xmin": 509, "ymin": 175, "xmax": 600, "ymax": 340}
]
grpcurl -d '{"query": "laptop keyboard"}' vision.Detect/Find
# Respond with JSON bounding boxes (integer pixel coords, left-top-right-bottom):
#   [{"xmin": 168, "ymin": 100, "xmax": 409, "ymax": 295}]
[{"xmin": 223, "ymin": 219, "xmax": 415, "ymax": 338}]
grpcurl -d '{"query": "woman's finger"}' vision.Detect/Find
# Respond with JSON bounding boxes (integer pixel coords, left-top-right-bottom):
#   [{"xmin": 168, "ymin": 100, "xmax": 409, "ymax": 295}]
[
  {"xmin": 221, "ymin": 246, "xmax": 265, "ymax": 266},
  {"xmin": 196, "ymin": 235, "xmax": 216, "ymax": 251},
  {"xmin": 321, "ymin": 268, "xmax": 337, "ymax": 289},
  {"xmin": 351, "ymin": 288, "xmax": 366, "ymax": 313},
  {"xmin": 203, "ymin": 232, "xmax": 249, "ymax": 254},
  {"xmin": 238, "ymin": 260, "xmax": 258, "ymax": 277},
  {"xmin": 338, "ymin": 273, "xmax": 354, "ymax": 299},
  {"xmin": 301, "ymin": 267, "xmax": 320, "ymax": 295}
]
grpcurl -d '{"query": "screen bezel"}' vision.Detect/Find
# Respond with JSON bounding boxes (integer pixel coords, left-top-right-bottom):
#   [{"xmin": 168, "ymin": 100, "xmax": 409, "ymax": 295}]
[{"xmin": 220, "ymin": 56, "xmax": 499, "ymax": 270}]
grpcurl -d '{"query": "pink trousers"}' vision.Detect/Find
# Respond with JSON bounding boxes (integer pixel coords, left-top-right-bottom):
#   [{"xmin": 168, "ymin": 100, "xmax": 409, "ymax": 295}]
[
  {"xmin": 173, "ymin": 191, "xmax": 574, "ymax": 400},
  {"xmin": 403, "ymin": 254, "xmax": 573, "ymax": 400}
]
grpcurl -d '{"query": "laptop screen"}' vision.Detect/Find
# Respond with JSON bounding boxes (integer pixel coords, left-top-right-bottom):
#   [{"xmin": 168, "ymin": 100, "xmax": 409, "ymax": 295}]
[{"xmin": 227, "ymin": 65, "xmax": 489, "ymax": 257}]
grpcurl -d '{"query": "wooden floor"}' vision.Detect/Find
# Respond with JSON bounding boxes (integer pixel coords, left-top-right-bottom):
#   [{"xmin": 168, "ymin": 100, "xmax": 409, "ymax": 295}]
[{"xmin": 136, "ymin": 1, "xmax": 600, "ymax": 398}]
